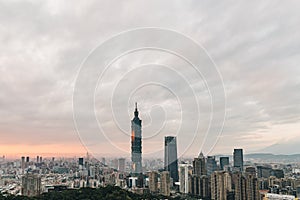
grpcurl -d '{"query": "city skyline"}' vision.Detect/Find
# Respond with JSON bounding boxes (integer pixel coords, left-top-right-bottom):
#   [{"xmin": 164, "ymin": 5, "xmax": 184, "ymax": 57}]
[{"xmin": 0, "ymin": 0, "xmax": 300, "ymax": 158}]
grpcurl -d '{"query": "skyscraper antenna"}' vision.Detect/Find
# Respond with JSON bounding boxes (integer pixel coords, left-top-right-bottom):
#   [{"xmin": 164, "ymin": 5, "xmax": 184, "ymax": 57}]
[{"xmin": 135, "ymin": 102, "xmax": 137, "ymax": 109}]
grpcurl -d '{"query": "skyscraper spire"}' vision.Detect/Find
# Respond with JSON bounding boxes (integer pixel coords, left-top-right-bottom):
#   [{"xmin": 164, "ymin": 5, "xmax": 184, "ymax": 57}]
[
  {"xmin": 198, "ymin": 151, "xmax": 204, "ymax": 158},
  {"xmin": 134, "ymin": 102, "xmax": 139, "ymax": 117}
]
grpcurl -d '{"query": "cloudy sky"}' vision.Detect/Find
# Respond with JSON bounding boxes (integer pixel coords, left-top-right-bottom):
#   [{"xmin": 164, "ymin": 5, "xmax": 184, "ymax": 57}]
[{"xmin": 0, "ymin": 0, "xmax": 300, "ymax": 158}]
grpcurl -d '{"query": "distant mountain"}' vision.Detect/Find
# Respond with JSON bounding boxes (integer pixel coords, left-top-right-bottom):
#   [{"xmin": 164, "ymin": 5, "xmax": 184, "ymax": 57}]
[
  {"xmin": 259, "ymin": 139, "xmax": 300, "ymax": 155},
  {"xmin": 245, "ymin": 153, "xmax": 300, "ymax": 162},
  {"xmin": 214, "ymin": 153, "xmax": 300, "ymax": 163}
]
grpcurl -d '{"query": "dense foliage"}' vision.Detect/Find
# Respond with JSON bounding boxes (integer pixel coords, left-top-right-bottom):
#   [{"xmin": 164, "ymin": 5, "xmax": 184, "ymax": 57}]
[{"xmin": 0, "ymin": 186, "xmax": 187, "ymax": 200}]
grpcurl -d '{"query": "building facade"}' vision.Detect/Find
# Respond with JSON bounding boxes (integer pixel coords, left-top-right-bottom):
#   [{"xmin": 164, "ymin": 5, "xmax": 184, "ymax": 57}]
[
  {"xmin": 21, "ymin": 173, "xmax": 41, "ymax": 197},
  {"xmin": 149, "ymin": 171, "xmax": 158, "ymax": 193},
  {"xmin": 233, "ymin": 149, "xmax": 244, "ymax": 172},
  {"xmin": 164, "ymin": 136, "xmax": 179, "ymax": 182},
  {"xmin": 131, "ymin": 103, "xmax": 142, "ymax": 175},
  {"xmin": 220, "ymin": 157, "xmax": 230, "ymax": 171},
  {"xmin": 193, "ymin": 152, "xmax": 207, "ymax": 176},
  {"xmin": 160, "ymin": 171, "xmax": 171, "ymax": 196}
]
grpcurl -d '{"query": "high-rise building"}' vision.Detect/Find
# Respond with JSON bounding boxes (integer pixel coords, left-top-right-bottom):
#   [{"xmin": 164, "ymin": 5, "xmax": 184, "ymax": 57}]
[
  {"xmin": 21, "ymin": 156, "xmax": 25, "ymax": 173},
  {"xmin": 118, "ymin": 158, "xmax": 125, "ymax": 172},
  {"xmin": 188, "ymin": 174, "xmax": 210, "ymax": 199},
  {"xmin": 233, "ymin": 149, "xmax": 243, "ymax": 172},
  {"xmin": 193, "ymin": 152, "xmax": 207, "ymax": 176},
  {"xmin": 78, "ymin": 157, "xmax": 84, "ymax": 166},
  {"xmin": 245, "ymin": 173, "xmax": 259, "ymax": 200},
  {"xmin": 149, "ymin": 171, "xmax": 158, "ymax": 193},
  {"xmin": 220, "ymin": 157, "xmax": 230, "ymax": 171},
  {"xmin": 131, "ymin": 103, "xmax": 142, "ymax": 175},
  {"xmin": 257, "ymin": 166, "xmax": 272, "ymax": 178},
  {"xmin": 164, "ymin": 136, "xmax": 179, "ymax": 183},
  {"xmin": 207, "ymin": 156, "xmax": 218, "ymax": 176},
  {"xmin": 21, "ymin": 173, "xmax": 41, "ymax": 197},
  {"xmin": 160, "ymin": 171, "xmax": 170, "ymax": 196},
  {"xmin": 179, "ymin": 164, "xmax": 189, "ymax": 193},
  {"xmin": 232, "ymin": 171, "xmax": 247, "ymax": 200},
  {"xmin": 211, "ymin": 171, "xmax": 232, "ymax": 200}
]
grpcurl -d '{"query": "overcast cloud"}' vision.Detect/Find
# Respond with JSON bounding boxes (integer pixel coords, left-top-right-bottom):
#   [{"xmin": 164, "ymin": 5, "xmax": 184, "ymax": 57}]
[{"xmin": 0, "ymin": 0, "xmax": 299, "ymax": 158}]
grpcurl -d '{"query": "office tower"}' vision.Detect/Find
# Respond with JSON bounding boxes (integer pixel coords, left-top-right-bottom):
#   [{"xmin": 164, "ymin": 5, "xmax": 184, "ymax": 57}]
[
  {"xmin": 79, "ymin": 157, "xmax": 84, "ymax": 166},
  {"xmin": 211, "ymin": 171, "xmax": 232, "ymax": 200},
  {"xmin": 233, "ymin": 149, "xmax": 243, "ymax": 172},
  {"xmin": 179, "ymin": 164, "xmax": 189, "ymax": 193},
  {"xmin": 131, "ymin": 103, "xmax": 142, "ymax": 175},
  {"xmin": 21, "ymin": 173, "xmax": 41, "ymax": 197},
  {"xmin": 220, "ymin": 157, "xmax": 230, "ymax": 171},
  {"xmin": 160, "ymin": 171, "xmax": 170, "ymax": 196},
  {"xmin": 245, "ymin": 173, "xmax": 259, "ymax": 200},
  {"xmin": 26, "ymin": 156, "xmax": 29, "ymax": 163},
  {"xmin": 189, "ymin": 174, "xmax": 210, "ymax": 198},
  {"xmin": 36, "ymin": 156, "xmax": 39, "ymax": 163},
  {"xmin": 149, "ymin": 171, "xmax": 158, "ymax": 193},
  {"xmin": 232, "ymin": 171, "xmax": 247, "ymax": 200},
  {"xmin": 39, "ymin": 157, "xmax": 42, "ymax": 163},
  {"xmin": 118, "ymin": 158, "xmax": 125, "ymax": 172},
  {"xmin": 207, "ymin": 156, "xmax": 218, "ymax": 176},
  {"xmin": 257, "ymin": 166, "xmax": 272, "ymax": 178},
  {"xmin": 164, "ymin": 136, "xmax": 179, "ymax": 182},
  {"xmin": 193, "ymin": 152, "xmax": 207, "ymax": 176},
  {"xmin": 21, "ymin": 156, "xmax": 25, "ymax": 172}
]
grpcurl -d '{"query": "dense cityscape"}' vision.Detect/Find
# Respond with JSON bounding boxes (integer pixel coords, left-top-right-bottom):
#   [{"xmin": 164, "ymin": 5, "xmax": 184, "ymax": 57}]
[
  {"xmin": 1, "ymin": 1, "xmax": 300, "ymax": 200},
  {"xmin": 1, "ymin": 105, "xmax": 300, "ymax": 200}
]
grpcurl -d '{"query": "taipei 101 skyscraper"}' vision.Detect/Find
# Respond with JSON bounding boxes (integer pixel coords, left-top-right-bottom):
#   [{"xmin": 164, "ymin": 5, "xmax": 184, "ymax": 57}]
[{"xmin": 131, "ymin": 103, "xmax": 142, "ymax": 175}]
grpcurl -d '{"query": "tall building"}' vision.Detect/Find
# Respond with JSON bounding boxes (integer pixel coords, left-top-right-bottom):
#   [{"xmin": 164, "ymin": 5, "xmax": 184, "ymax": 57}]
[
  {"xmin": 164, "ymin": 136, "xmax": 179, "ymax": 182},
  {"xmin": 193, "ymin": 152, "xmax": 207, "ymax": 176},
  {"xmin": 131, "ymin": 103, "xmax": 142, "ymax": 175},
  {"xmin": 257, "ymin": 166, "xmax": 272, "ymax": 178},
  {"xmin": 118, "ymin": 158, "xmax": 125, "ymax": 172},
  {"xmin": 191, "ymin": 152, "xmax": 209, "ymax": 198},
  {"xmin": 220, "ymin": 157, "xmax": 230, "ymax": 171},
  {"xmin": 148, "ymin": 171, "xmax": 158, "ymax": 193},
  {"xmin": 78, "ymin": 157, "xmax": 84, "ymax": 166},
  {"xmin": 233, "ymin": 149, "xmax": 243, "ymax": 172},
  {"xmin": 21, "ymin": 156, "xmax": 25, "ymax": 173},
  {"xmin": 160, "ymin": 171, "xmax": 170, "ymax": 196},
  {"xmin": 245, "ymin": 173, "xmax": 260, "ymax": 200},
  {"xmin": 211, "ymin": 171, "xmax": 232, "ymax": 200},
  {"xmin": 232, "ymin": 171, "xmax": 247, "ymax": 200},
  {"xmin": 179, "ymin": 164, "xmax": 189, "ymax": 193},
  {"xmin": 21, "ymin": 173, "xmax": 41, "ymax": 197},
  {"xmin": 207, "ymin": 156, "xmax": 218, "ymax": 176},
  {"xmin": 188, "ymin": 174, "xmax": 210, "ymax": 199}
]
